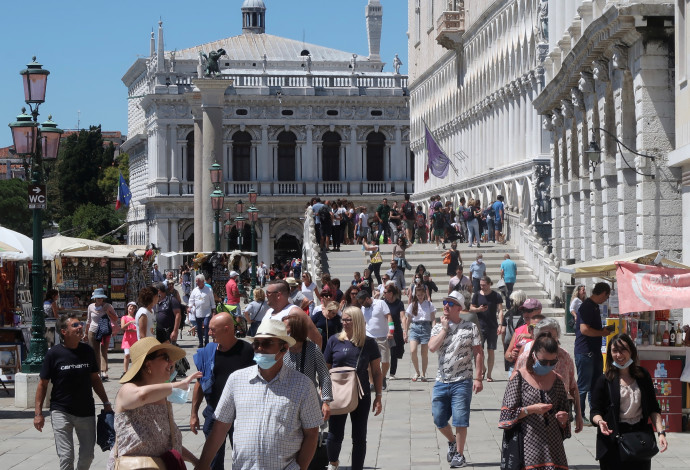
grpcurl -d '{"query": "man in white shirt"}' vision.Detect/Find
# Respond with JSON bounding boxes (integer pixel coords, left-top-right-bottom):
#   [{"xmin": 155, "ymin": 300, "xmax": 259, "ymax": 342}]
[
  {"xmin": 261, "ymin": 280, "xmax": 322, "ymax": 349},
  {"xmin": 188, "ymin": 274, "xmax": 216, "ymax": 348},
  {"xmin": 448, "ymin": 266, "xmax": 472, "ymax": 295},
  {"xmin": 257, "ymin": 262, "xmax": 267, "ymax": 287},
  {"xmin": 357, "ymin": 290, "xmax": 393, "ymax": 389}
]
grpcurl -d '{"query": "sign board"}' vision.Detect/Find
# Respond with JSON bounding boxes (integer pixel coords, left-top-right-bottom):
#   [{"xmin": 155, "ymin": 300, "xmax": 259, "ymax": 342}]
[{"xmin": 28, "ymin": 184, "xmax": 46, "ymax": 209}]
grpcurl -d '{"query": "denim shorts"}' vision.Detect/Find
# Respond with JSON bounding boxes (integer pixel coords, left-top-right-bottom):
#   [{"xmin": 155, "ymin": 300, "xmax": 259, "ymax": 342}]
[
  {"xmin": 431, "ymin": 380, "xmax": 473, "ymax": 428},
  {"xmin": 409, "ymin": 321, "xmax": 432, "ymax": 344}
]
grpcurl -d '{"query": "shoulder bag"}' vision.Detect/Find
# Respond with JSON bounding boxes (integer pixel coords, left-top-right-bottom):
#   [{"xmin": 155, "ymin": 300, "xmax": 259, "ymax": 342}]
[
  {"xmin": 370, "ymin": 250, "xmax": 383, "ymax": 264},
  {"xmin": 442, "ymin": 252, "xmax": 452, "ymax": 265},
  {"xmin": 95, "ymin": 314, "xmax": 113, "ymax": 341},
  {"xmin": 607, "ymin": 380, "xmax": 659, "ymax": 462},
  {"xmin": 329, "ymin": 343, "xmax": 364, "ymax": 415}
]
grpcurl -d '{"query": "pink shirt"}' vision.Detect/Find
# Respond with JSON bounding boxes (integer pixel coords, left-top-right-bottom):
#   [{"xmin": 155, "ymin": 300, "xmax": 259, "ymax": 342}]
[{"xmin": 225, "ymin": 278, "xmax": 240, "ymax": 304}]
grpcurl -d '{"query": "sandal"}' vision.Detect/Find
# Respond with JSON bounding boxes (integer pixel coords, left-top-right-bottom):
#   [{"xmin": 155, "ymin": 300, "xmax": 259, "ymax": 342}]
[
  {"xmin": 412, "ymin": 373, "xmax": 420, "ymax": 382},
  {"xmin": 486, "ymin": 377, "xmax": 494, "ymax": 382}
]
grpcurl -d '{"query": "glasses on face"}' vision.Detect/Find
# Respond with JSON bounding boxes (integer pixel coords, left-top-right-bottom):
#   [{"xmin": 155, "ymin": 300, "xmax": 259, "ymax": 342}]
[
  {"xmin": 341, "ymin": 318, "xmax": 353, "ymax": 323},
  {"xmin": 536, "ymin": 357, "xmax": 559, "ymax": 366},
  {"xmin": 442, "ymin": 300, "xmax": 457, "ymax": 307},
  {"xmin": 322, "ymin": 293, "xmax": 332, "ymax": 298},
  {"xmin": 70, "ymin": 322, "xmax": 83, "ymax": 328},
  {"xmin": 351, "ymin": 291, "xmax": 359, "ymax": 296},
  {"xmin": 151, "ymin": 352, "xmax": 171, "ymax": 362},
  {"xmin": 252, "ymin": 340, "xmax": 280, "ymax": 349}
]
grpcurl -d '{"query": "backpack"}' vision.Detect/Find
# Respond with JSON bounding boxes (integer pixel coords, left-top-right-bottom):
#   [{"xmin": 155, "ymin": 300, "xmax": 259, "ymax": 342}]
[
  {"xmin": 403, "ymin": 202, "xmax": 415, "ymax": 219},
  {"xmin": 415, "ymin": 213, "xmax": 426, "ymax": 228},
  {"xmin": 318, "ymin": 205, "xmax": 331, "ymax": 224}
]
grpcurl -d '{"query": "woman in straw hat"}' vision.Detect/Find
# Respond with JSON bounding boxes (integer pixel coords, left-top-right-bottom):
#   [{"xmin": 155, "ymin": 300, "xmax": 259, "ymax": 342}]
[{"xmin": 108, "ymin": 337, "xmax": 202, "ymax": 469}]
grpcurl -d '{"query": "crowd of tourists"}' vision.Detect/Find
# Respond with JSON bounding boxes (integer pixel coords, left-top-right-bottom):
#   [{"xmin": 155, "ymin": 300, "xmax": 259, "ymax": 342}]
[{"xmin": 33, "ymin": 221, "xmax": 670, "ymax": 470}]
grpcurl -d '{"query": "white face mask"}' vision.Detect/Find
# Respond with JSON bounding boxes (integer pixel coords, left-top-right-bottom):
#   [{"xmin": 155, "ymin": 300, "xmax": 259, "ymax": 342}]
[{"xmin": 612, "ymin": 358, "xmax": 634, "ymax": 370}]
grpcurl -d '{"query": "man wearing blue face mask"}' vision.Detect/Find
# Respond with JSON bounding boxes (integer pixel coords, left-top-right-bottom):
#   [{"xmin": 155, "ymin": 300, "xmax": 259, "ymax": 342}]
[{"xmin": 197, "ymin": 319, "xmax": 322, "ymax": 470}]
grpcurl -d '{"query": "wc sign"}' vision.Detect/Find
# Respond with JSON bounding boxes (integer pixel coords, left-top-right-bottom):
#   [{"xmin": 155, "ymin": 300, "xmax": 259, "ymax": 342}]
[{"xmin": 28, "ymin": 184, "xmax": 47, "ymax": 209}]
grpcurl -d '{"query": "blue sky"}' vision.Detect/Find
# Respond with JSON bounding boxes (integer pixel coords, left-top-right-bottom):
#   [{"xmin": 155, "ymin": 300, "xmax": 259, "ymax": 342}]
[{"xmin": 0, "ymin": 0, "xmax": 408, "ymax": 147}]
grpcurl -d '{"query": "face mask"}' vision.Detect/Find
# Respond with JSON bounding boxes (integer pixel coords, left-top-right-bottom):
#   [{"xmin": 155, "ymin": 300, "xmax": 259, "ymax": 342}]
[
  {"xmin": 169, "ymin": 370, "xmax": 177, "ymax": 383},
  {"xmin": 477, "ymin": 258, "xmax": 483, "ymax": 263},
  {"xmin": 415, "ymin": 278, "xmax": 421, "ymax": 284},
  {"xmin": 532, "ymin": 356, "xmax": 557, "ymax": 376},
  {"xmin": 168, "ymin": 387, "xmax": 190, "ymax": 404},
  {"xmin": 254, "ymin": 352, "xmax": 279, "ymax": 370},
  {"xmin": 612, "ymin": 358, "xmax": 633, "ymax": 369}
]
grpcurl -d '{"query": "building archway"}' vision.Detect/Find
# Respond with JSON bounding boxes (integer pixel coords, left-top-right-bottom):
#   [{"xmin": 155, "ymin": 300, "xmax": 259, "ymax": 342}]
[{"xmin": 274, "ymin": 234, "xmax": 301, "ymax": 265}]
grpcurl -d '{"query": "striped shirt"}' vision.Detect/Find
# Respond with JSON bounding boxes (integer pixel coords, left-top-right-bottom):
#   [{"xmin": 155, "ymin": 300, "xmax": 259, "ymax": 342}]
[
  {"xmin": 214, "ymin": 364, "xmax": 323, "ymax": 470},
  {"xmin": 283, "ymin": 341, "xmax": 333, "ymax": 402}
]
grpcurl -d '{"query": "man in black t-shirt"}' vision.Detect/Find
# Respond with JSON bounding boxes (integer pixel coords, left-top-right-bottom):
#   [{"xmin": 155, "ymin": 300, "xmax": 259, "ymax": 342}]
[
  {"xmin": 191, "ymin": 312, "xmax": 255, "ymax": 470},
  {"xmin": 35, "ymin": 314, "xmax": 112, "ymax": 470},
  {"xmin": 469, "ymin": 276, "xmax": 504, "ymax": 382},
  {"xmin": 154, "ymin": 282, "xmax": 181, "ymax": 344}
]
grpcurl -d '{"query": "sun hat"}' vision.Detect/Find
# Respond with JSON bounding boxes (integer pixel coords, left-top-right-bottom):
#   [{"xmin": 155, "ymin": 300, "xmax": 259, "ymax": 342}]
[
  {"xmin": 229, "ymin": 271, "xmax": 239, "ymax": 278},
  {"xmin": 443, "ymin": 290, "xmax": 466, "ymax": 307},
  {"xmin": 127, "ymin": 301, "xmax": 138, "ymax": 309},
  {"xmin": 285, "ymin": 277, "xmax": 299, "ymax": 288},
  {"xmin": 522, "ymin": 298, "xmax": 542, "ymax": 311},
  {"xmin": 119, "ymin": 337, "xmax": 186, "ymax": 384},
  {"xmin": 252, "ymin": 318, "xmax": 296, "ymax": 347},
  {"xmin": 91, "ymin": 288, "xmax": 108, "ymax": 299}
]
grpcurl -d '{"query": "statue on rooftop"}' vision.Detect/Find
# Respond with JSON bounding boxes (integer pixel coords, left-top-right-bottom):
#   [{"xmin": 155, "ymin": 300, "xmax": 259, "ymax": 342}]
[
  {"xmin": 393, "ymin": 54, "xmax": 403, "ymax": 74},
  {"xmin": 537, "ymin": 0, "xmax": 548, "ymax": 43},
  {"xmin": 199, "ymin": 48, "xmax": 227, "ymax": 77}
]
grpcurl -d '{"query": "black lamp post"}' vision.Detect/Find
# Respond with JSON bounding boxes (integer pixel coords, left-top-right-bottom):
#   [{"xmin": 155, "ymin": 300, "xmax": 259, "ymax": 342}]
[
  {"xmin": 8, "ymin": 57, "xmax": 63, "ymax": 373},
  {"xmin": 209, "ymin": 162, "xmax": 224, "ymax": 252},
  {"xmin": 234, "ymin": 214, "xmax": 247, "ymax": 297},
  {"xmin": 223, "ymin": 208, "xmax": 232, "ymax": 252}
]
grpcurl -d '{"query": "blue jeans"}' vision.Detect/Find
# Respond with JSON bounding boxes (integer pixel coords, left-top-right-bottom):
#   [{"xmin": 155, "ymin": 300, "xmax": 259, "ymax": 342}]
[
  {"xmin": 431, "ymin": 380, "xmax": 473, "ymax": 428},
  {"xmin": 196, "ymin": 316, "xmax": 210, "ymax": 347},
  {"xmin": 202, "ymin": 406, "xmax": 234, "ymax": 470},
  {"xmin": 487, "ymin": 219, "xmax": 495, "ymax": 241},
  {"xmin": 328, "ymin": 392, "xmax": 371, "ymax": 470},
  {"xmin": 467, "ymin": 219, "xmax": 480, "ymax": 246},
  {"xmin": 575, "ymin": 352, "xmax": 603, "ymax": 416}
]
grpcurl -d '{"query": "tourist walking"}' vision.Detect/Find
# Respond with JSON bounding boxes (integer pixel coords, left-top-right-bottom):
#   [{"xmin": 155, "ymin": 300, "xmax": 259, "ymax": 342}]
[
  {"xmin": 383, "ymin": 284, "xmax": 405, "ymax": 380},
  {"xmin": 569, "ymin": 284, "xmax": 586, "ymax": 327},
  {"xmin": 404, "ymin": 286, "xmax": 436, "ymax": 382},
  {"xmin": 392, "ymin": 237, "xmax": 409, "ymax": 274},
  {"xmin": 375, "ymin": 197, "xmax": 391, "ymax": 243},
  {"xmin": 135, "ymin": 286, "xmax": 157, "ymax": 340},
  {"xmin": 443, "ymin": 241, "xmax": 462, "ymax": 277},
  {"xmin": 498, "ymin": 335, "xmax": 570, "ymax": 470},
  {"xmin": 358, "ymin": 290, "xmax": 393, "ymax": 389},
  {"xmin": 35, "ymin": 313, "xmax": 113, "ymax": 470},
  {"xmin": 469, "ymin": 276, "xmax": 504, "ymax": 382},
  {"xmin": 401, "ymin": 194, "xmax": 416, "ymax": 243},
  {"xmin": 492, "ymin": 195, "xmax": 505, "ymax": 243},
  {"xmin": 191, "ymin": 312, "xmax": 255, "ymax": 470},
  {"xmin": 500, "ymin": 254, "xmax": 518, "ymax": 307},
  {"xmin": 428, "ymin": 291, "xmax": 484, "ymax": 468},
  {"xmin": 324, "ymin": 306, "xmax": 383, "ymax": 470},
  {"xmin": 154, "ymin": 282, "xmax": 182, "ymax": 344},
  {"xmin": 86, "ymin": 288, "xmax": 118, "ymax": 382},
  {"xmin": 311, "ymin": 300, "xmax": 343, "ymax": 351},
  {"xmin": 243, "ymin": 287, "xmax": 269, "ymax": 337},
  {"xmin": 591, "ymin": 333, "xmax": 668, "ymax": 469},
  {"xmin": 189, "ymin": 274, "xmax": 216, "ymax": 348},
  {"xmin": 469, "ymin": 253, "xmax": 486, "ymax": 294},
  {"xmin": 448, "ymin": 265, "xmax": 471, "ymax": 294},
  {"xmin": 466, "ymin": 199, "xmax": 481, "ymax": 247},
  {"xmin": 363, "ymin": 239, "xmax": 383, "ymax": 285},
  {"xmin": 120, "ymin": 302, "xmax": 139, "ymax": 375},
  {"xmin": 575, "ymin": 282, "xmax": 612, "ymax": 424}
]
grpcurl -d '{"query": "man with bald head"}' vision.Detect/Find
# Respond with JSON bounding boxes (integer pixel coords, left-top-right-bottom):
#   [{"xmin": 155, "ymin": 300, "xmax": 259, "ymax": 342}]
[{"xmin": 191, "ymin": 312, "xmax": 254, "ymax": 470}]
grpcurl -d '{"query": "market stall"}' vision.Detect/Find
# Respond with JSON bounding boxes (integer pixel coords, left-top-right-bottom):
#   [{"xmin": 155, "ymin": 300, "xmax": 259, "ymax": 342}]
[{"xmin": 559, "ymin": 250, "xmax": 690, "ymax": 432}]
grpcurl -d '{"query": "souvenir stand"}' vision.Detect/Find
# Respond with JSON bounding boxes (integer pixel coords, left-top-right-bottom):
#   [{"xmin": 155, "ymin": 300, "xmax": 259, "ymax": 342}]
[
  {"xmin": 0, "ymin": 227, "xmax": 54, "ymax": 382},
  {"xmin": 560, "ymin": 250, "xmax": 690, "ymax": 432}
]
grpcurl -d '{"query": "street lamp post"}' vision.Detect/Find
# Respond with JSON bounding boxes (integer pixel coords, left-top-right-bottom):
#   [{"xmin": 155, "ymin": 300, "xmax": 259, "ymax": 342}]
[
  {"xmin": 8, "ymin": 57, "xmax": 63, "ymax": 373},
  {"xmin": 223, "ymin": 208, "xmax": 232, "ymax": 252},
  {"xmin": 234, "ymin": 214, "xmax": 247, "ymax": 297},
  {"xmin": 209, "ymin": 162, "xmax": 224, "ymax": 252}
]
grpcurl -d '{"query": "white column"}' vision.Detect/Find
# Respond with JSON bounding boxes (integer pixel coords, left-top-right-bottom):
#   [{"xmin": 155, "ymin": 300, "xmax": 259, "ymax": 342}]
[
  {"xmin": 394, "ymin": 126, "xmax": 403, "ymax": 180},
  {"xmin": 305, "ymin": 125, "xmax": 314, "ymax": 180},
  {"xmin": 169, "ymin": 125, "xmax": 180, "ymax": 195},
  {"xmin": 259, "ymin": 125, "xmax": 269, "ymax": 181},
  {"xmin": 260, "ymin": 219, "xmax": 271, "ymax": 267},
  {"xmin": 193, "ymin": 113, "xmax": 203, "ymax": 252}
]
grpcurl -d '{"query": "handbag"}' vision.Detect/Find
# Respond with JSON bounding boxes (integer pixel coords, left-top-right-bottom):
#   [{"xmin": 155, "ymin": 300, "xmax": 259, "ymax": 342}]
[
  {"xmin": 96, "ymin": 409, "xmax": 115, "ymax": 451},
  {"xmin": 607, "ymin": 381, "xmax": 659, "ymax": 462},
  {"xmin": 329, "ymin": 345, "xmax": 364, "ymax": 415},
  {"xmin": 442, "ymin": 252, "xmax": 452, "ymax": 265},
  {"xmin": 370, "ymin": 251, "xmax": 383, "ymax": 264},
  {"xmin": 500, "ymin": 371, "xmax": 524, "ymax": 470},
  {"xmin": 95, "ymin": 314, "xmax": 113, "ymax": 341}
]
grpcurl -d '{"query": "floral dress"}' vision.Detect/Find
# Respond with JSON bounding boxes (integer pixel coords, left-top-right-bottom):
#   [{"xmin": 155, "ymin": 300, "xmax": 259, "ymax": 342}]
[
  {"xmin": 107, "ymin": 402, "xmax": 182, "ymax": 470},
  {"xmin": 499, "ymin": 371, "xmax": 570, "ymax": 470}
]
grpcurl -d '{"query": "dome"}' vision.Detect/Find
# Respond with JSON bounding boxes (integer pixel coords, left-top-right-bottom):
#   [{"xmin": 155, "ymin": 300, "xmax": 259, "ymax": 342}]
[{"xmin": 242, "ymin": 0, "xmax": 266, "ymax": 9}]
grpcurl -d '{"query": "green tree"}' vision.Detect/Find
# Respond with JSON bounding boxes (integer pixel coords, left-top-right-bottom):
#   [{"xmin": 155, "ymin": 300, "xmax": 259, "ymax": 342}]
[
  {"xmin": 98, "ymin": 152, "xmax": 129, "ymax": 202},
  {"xmin": 64, "ymin": 202, "xmax": 125, "ymax": 244},
  {"xmin": 0, "ymin": 178, "xmax": 31, "ymax": 236}
]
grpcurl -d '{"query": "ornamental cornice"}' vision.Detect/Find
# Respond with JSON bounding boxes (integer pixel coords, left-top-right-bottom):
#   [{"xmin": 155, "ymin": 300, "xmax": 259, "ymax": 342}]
[
  {"xmin": 570, "ymin": 88, "xmax": 585, "ymax": 110},
  {"xmin": 532, "ymin": 3, "xmax": 672, "ymax": 113},
  {"xmin": 592, "ymin": 60, "xmax": 610, "ymax": 83},
  {"xmin": 551, "ymin": 109, "xmax": 564, "ymax": 128},
  {"xmin": 577, "ymin": 71, "xmax": 595, "ymax": 95}
]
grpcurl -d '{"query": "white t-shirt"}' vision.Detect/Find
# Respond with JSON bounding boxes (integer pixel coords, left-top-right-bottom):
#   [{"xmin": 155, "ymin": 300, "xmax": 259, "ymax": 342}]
[
  {"xmin": 570, "ymin": 297, "xmax": 583, "ymax": 315},
  {"xmin": 359, "ymin": 212, "xmax": 369, "ymax": 228},
  {"xmin": 301, "ymin": 282, "xmax": 317, "ymax": 301},
  {"xmin": 333, "ymin": 207, "xmax": 346, "ymax": 226},
  {"xmin": 135, "ymin": 306, "xmax": 152, "ymax": 340},
  {"xmin": 405, "ymin": 300, "xmax": 436, "ymax": 322},
  {"xmin": 262, "ymin": 303, "xmax": 300, "ymax": 323},
  {"xmin": 362, "ymin": 299, "xmax": 391, "ymax": 338}
]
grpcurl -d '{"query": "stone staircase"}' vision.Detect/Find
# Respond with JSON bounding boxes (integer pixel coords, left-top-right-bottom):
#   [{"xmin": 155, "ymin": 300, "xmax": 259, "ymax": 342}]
[{"xmin": 320, "ymin": 242, "xmax": 561, "ymax": 318}]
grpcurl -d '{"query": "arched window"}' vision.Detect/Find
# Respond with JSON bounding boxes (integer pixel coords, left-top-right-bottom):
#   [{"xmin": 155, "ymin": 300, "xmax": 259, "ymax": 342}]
[
  {"xmin": 322, "ymin": 132, "xmax": 341, "ymax": 181},
  {"xmin": 186, "ymin": 133, "xmax": 194, "ymax": 181},
  {"xmin": 366, "ymin": 132, "xmax": 385, "ymax": 181},
  {"xmin": 232, "ymin": 131, "xmax": 251, "ymax": 181},
  {"xmin": 277, "ymin": 131, "xmax": 296, "ymax": 181}
]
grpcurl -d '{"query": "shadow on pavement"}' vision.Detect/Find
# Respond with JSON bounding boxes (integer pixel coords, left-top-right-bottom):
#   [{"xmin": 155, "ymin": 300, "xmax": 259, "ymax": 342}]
[{"xmin": 0, "ymin": 410, "xmax": 35, "ymax": 419}]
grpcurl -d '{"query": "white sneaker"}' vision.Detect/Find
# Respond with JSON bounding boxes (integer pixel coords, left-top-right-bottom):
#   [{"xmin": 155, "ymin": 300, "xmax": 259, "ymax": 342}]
[{"xmin": 327, "ymin": 462, "xmax": 339, "ymax": 470}]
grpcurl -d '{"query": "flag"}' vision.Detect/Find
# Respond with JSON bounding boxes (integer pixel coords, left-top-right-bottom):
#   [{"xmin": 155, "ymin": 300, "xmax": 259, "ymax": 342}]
[
  {"xmin": 424, "ymin": 125, "xmax": 450, "ymax": 180},
  {"xmin": 115, "ymin": 172, "xmax": 131, "ymax": 210},
  {"xmin": 424, "ymin": 165, "xmax": 430, "ymax": 183}
]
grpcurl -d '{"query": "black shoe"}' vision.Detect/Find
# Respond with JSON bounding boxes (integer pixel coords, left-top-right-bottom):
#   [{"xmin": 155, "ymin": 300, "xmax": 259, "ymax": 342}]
[{"xmin": 382, "ymin": 378, "xmax": 387, "ymax": 390}]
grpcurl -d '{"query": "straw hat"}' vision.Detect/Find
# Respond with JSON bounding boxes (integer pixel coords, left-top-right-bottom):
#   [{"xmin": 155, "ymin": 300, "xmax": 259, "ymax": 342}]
[
  {"xmin": 119, "ymin": 337, "xmax": 186, "ymax": 384},
  {"xmin": 285, "ymin": 277, "xmax": 299, "ymax": 288},
  {"xmin": 252, "ymin": 318, "xmax": 296, "ymax": 347}
]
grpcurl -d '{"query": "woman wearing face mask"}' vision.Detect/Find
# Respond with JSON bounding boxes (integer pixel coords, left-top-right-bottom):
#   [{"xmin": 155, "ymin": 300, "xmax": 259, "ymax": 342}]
[
  {"xmin": 404, "ymin": 286, "xmax": 436, "ymax": 382},
  {"xmin": 499, "ymin": 335, "xmax": 570, "ymax": 470},
  {"xmin": 590, "ymin": 334, "xmax": 668, "ymax": 469},
  {"xmin": 311, "ymin": 301, "xmax": 343, "ymax": 352}
]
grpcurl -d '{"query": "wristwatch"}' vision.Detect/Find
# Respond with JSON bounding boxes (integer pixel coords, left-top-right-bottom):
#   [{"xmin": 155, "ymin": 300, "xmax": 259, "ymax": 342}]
[{"xmin": 657, "ymin": 431, "xmax": 666, "ymax": 437}]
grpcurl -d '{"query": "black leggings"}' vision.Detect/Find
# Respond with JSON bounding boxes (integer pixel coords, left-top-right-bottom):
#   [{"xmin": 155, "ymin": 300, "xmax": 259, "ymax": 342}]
[
  {"xmin": 327, "ymin": 392, "xmax": 371, "ymax": 470},
  {"xmin": 368, "ymin": 263, "xmax": 382, "ymax": 285}
]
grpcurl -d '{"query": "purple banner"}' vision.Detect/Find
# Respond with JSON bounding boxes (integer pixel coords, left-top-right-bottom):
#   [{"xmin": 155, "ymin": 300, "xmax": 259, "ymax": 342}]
[{"xmin": 425, "ymin": 126, "xmax": 450, "ymax": 179}]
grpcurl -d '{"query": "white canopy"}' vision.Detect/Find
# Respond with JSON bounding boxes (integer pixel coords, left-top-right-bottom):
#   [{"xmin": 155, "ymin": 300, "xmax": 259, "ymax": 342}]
[
  {"xmin": 43, "ymin": 235, "xmax": 113, "ymax": 256},
  {"xmin": 0, "ymin": 225, "xmax": 54, "ymax": 261}
]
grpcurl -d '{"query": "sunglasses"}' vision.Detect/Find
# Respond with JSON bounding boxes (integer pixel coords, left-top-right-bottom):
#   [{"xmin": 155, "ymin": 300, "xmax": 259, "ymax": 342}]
[
  {"xmin": 341, "ymin": 318, "xmax": 353, "ymax": 323},
  {"xmin": 252, "ymin": 340, "xmax": 280, "ymax": 349},
  {"xmin": 351, "ymin": 291, "xmax": 359, "ymax": 296},
  {"xmin": 321, "ymin": 293, "xmax": 332, "ymax": 297},
  {"xmin": 442, "ymin": 300, "xmax": 458, "ymax": 307},
  {"xmin": 69, "ymin": 322, "xmax": 83, "ymax": 328},
  {"xmin": 266, "ymin": 290, "xmax": 281, "ymax": 296},
  {"xmin": 535, "ymin": 357, "xmax": 559, "ymax": 366},
  {"xmin": 151, "ymin": 352, "xmax": 171, "ymax": 362}
]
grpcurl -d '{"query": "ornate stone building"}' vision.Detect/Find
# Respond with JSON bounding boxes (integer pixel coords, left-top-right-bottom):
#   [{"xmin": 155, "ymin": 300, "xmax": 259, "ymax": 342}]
[
  {"xmin": 534, "ymin": 1, "xmax": 682, "ymax": 280},
  {"xmin": 408, "ymin": 1, "xmax": 557, "ymax": 291},
  {"xmin": 121, "ymin": 0, "xmax": 411, "ymax": 267}
]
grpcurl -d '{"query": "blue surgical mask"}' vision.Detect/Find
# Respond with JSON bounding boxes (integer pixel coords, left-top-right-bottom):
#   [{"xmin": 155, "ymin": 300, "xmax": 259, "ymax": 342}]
[
  {"xmin": 254, "ymin": 352, "xmax": 279, "ymax": 370},
  {"xmin": 532, "ymin": 357, "xmax": 557, "ymax": 376},
  {"xmin": 167, "ymin": 387, "xmax": 190, "ymax": 404},
  {"xmin": 612, "ymin": 359, "xmax": 633, "ymax": 369},
  {"xmin": 169, "ymin": 370, "xmax": 177, "ymax": 383}
]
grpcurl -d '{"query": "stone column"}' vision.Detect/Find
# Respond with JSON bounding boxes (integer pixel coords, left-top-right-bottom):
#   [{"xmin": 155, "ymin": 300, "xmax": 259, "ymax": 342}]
[
  {"xmin": 350, "ymin": 125, "xmax": 360, "ymax": 181},
  {"xmin": 169, "ymin": 125, "xmax": 180, "ymax": 195},
  {"xmin": 305, "ymin": 125, "xmax": 314, "ymax": 180},
  {"xmin": 259, "ymin": 125, "xmax": 269, "ymax": 181},
  {"xmin": 169, "ymin": 218, "xmax": 180, "ymax": 270},
  {"xmin": 192, "ymin": 109, "xmax": 203, "ymax": 252},
  {"xmin": 151, "ymin": 124, "xmax": 168, "ymax": 195},
  {"xmin": 394, "ymin": 125, "xmax": 403, "ymax": 181},
  {"xmin": 193, "ymin": 79, "xmax": 230, "ymax": 251},
  {"xmin": 260, "ymin": 218, "xmax": 272, "ymax": 267}
]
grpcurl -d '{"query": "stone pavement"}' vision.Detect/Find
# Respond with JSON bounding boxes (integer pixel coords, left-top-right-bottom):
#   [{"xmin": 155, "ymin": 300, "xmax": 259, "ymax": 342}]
[{"xmin": 1, "ymin": 330, "xmax": 689, "ymax": 469}]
